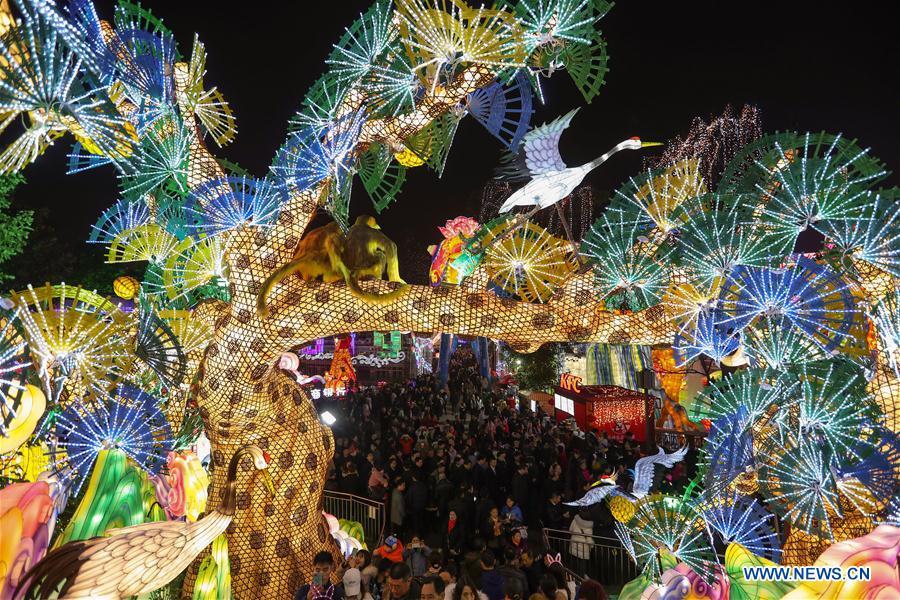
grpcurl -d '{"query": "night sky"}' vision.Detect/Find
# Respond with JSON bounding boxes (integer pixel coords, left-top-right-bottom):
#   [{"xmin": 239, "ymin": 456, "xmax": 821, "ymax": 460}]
[{"xmin": 9, "ymin": 0, "xmax": 899, "ymax": 286}]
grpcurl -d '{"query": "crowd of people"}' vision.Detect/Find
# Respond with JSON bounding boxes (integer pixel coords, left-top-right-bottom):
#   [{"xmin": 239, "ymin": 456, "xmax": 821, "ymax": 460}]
[{"xmin": 303, "ymin": 345, "xmax": 698, "ymax": 600}]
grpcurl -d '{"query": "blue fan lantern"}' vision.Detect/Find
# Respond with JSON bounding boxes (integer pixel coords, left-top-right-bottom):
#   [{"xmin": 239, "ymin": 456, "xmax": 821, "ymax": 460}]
[
  {"xmin": 466, "ymin": 71, "xmax": 534, "ymax": 151},
  {"xmin": 271, "ymin": 109, "xmax": 366, "ymax": 192},
  {"xmin": 55, "ymin": 384, "xmax": 173, "ymax": 493},
  {"xmin": 836, "ymin": 428, "xmax": 900, "ymax": 501},
  {"xmin": 113, "ymin": 28, "xmax": 177, "ymax": 105},
  {"xmin": 704, "ymin": 408, "xmax": 754, "ymax": 495},
  {"xmin": 62, "ymin": 0, "xmax": 115, "ymax": 78},
  {"xmin": 185, "ymin": 175, "xmax": 284, "ymax": 236},
  {"xmin": 68, "ymin": 142, "xmax": 115, "ymax": 175},
  {"xmin": 702, "ymin": 493, "xmax": 781, "ymax": 563},
  {"xmin": 718, "ymin": 257, "xmax": 858, "ymax": 353},
  {"xmin": 673, "ymin": 307, "xmax": 740, "ymax": 366},
  {"xmin": 88, "ymin": 199, "xmax": 152, "ymax": 245}
]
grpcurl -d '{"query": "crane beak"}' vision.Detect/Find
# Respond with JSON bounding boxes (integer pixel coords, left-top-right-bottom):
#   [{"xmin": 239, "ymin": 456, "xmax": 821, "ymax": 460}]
[
  {"xmin": 260, "ymin": 470, "xmax": 275, "ymax": 496},
  {"xmin": 640, "ymin": 141, "xmax": 663, "ymax": 148}
]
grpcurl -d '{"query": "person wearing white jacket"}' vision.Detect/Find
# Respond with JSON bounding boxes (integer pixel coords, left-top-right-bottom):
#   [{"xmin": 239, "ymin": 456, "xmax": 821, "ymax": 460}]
[{"xmin": 568, "ymin": 511, "xmax": 594, "ymax": 578}]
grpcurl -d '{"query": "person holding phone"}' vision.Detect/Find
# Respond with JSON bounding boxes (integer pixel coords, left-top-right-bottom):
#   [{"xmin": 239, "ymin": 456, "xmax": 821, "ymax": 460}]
[{"xmin": 295, "ymin": 551, "xmax": 346, "ymax": 600}]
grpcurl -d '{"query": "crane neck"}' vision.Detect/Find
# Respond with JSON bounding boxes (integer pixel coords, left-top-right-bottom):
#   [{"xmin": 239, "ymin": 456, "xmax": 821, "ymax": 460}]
[{"xmin": 583, "ymin": 140, "xmax": 633, "ymax": 172}]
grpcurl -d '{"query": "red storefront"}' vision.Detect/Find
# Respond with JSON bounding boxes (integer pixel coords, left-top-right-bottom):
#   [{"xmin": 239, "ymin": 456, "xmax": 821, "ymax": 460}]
[{"xmin": 553, "ymin": 374, "xmax": 648, "ymax": 442}]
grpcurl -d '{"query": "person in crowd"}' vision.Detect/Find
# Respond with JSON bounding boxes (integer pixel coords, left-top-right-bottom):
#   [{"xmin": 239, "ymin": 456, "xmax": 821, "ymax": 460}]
[
  {"xmin": 404, "ymin": 534, "xmax": 432, "ymax": 577},
  {"xmin": 496, "ymin": 547, "xmax": 528, "ymax": 596},
  {"xmin": 519, "ymin": 549, "xmax": 543, "ymax": 594},
  {"xmin": 439, "ymin": 563, "xmax": 458, "ymax": 600},
  {"xmin": 544, "ymin": 492, "xmax": 569, "ymax": 530},
  {"xmin": 421, "ymin": 575, "xmax": 446, "ymax": 600},
  {"xmin": 479, "ymin": 550, "xmax": 506, "ymax": 600},
  {"xmin": 510, "ymin": 464, "xmax": 529, "ymax": 520},
  {"xmin": 503, "ymin": 578, "xmax": 526, "ymax": 600},
  {"xmin": 341, "ymin": 462, "xmax": 365, "ymax": 497},
  {"xmin": 357, "ymin": 550, "xmax": 376, "ymax": 589},
  {"xmin": 538, "ymin": 575, "xmax": 561, "ymax": 600},
  {"xmin": 546, "ymin": 562, "xmax": 576, "ymax": 600},
  {"xmin": 369, "ymin": 462, "xmax": 389, "ymax": 499},
  {"xmin": 386, "ymin": 562, "xmax": 420, "ymax": 600},
  {"xmin": 369, "ymin": 559, "xmax": 393, "ymax": 600},
  {"xmin": 407, "ymin": 472, "xmax": 429, "ymax": 537},
  {"xmin": 506, "ymin": 530, "xmax": 526, "ymax": 559},
  {"xmin": 295, "ymin": 551, "xmax": 346, "ymax": 600},
  {"xmin": 374, "ymin": 535, "xmax": 405, "ymax": 564},
  {"xmin": 574, "ymin": 580, "xmax": 608, "ymax": 600},
  {"xmin": 567, "ymin": 508, "xmax": 594, "ymax": 578},
  {"xmin": 344, "ymin": 567, "xmax": 363, "ymax": 600},
  {"xmin": 500, "ymin": 496, "xmax": 523, "ymax": 524},
  {"xmin": 483, "ymin": 506, "xmax": 503, "ymax": 550},
  {"xmin": 452, "ymin": 576, "xmax": 488, "ymax": 600},
  {"xmin": 390, "ymin": 479, "xmax": 407, "ymax": 533}
]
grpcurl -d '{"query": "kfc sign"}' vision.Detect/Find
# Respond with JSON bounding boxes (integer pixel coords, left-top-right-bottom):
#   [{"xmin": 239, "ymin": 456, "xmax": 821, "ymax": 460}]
[{"xmin": 559, "ymin": 372, "xmax": 582, "ymax": 393}]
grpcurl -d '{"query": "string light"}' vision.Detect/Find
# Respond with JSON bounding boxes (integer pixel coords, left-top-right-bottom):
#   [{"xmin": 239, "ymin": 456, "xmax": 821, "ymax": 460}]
[
  {"xmin": 791, "ymin": 360, "xmax": 878, "ymax": 462},
  {"xmin": 513, "ymin": 0, "xmax": 607, "ymax": 48},
  {"xmin": 396, "ymin": 0, "xmax": 527, "ymax": 94},
  {"xmin": 176, "ymin": 36, "xmax": 238, "ymax": 147},
  {"xmin": 0, "ymin": 2, "xmax": 133, "ymax": 173},
  {"xmin": 482, "ymin": 220, "xmax": 576, "ymax": 303},
  {"xmin": 606, "ymin": 159, "xmax": 705, "ymax": 238},
  {"xmin": 119, "ymin": 113, "xmax": 191, "ymax": 198},
  {"xmin": 648, "ymin": 104, "xmax": 763, "ymax": 188},
  {"xmin": 741, "ymin": 315, "xmax": 827, "ymax": 369},
  {"xmin": 756, "ymin": 133, "xmax": 887, "ymax": 237},
  {"xmin": 869, "ymin": 288, "xmax": 900, "ymax": 377},
  {"xmin": 678, "ymin": 193, "xmax": 788, "ymax": 291}
]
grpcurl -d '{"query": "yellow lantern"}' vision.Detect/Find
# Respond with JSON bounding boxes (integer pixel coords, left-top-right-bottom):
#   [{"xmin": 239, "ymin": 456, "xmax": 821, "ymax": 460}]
[
  {"xmin": 609, "ymin": 495, "xmax": 636, "ymax": 523},
  {"xmin": 0, "ymin": 384, "xmax": 46, "ymax": 455},
  {"xmin": 394, "ymin": 147, "xmax": 426, "ymax": 167},
  {"xmin": 113, "ymin": 275, "xmax": 140, "ymax": 300}
]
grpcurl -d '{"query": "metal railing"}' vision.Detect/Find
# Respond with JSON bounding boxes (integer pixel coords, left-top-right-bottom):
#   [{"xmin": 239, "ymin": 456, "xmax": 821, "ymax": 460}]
[
  {"xmin": 543, "ymin": 527, "xmax": 639, "ymax": 587},
  {"xmin": 323, "ymin": 490, "xmax": 386, "ymax": 548}
]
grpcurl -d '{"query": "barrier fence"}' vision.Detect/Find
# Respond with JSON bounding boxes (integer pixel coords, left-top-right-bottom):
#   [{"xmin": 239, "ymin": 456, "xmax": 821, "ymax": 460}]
[
  {"xmin": 543, "ymin": 527, "xmax": 639, "ymax": 587},
  {"xmin": 322, "ymin": 490, "xmax": 386, "ymax": 548}
]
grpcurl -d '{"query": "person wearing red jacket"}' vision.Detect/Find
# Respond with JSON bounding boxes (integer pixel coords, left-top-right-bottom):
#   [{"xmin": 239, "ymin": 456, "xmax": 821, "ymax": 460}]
[{"xmin": 373, "ymin": 535, "xmax": 405, "ymax": 564}]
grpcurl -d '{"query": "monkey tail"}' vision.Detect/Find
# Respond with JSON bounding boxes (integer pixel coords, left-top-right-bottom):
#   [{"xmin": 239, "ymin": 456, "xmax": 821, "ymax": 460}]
[
  {"xmin": 257, "ymin": 262, "xmax": 303, "ymax": 318},
  {"xmin": 346, "ymin": 276, "xmax": 409, "ymax": 305}
]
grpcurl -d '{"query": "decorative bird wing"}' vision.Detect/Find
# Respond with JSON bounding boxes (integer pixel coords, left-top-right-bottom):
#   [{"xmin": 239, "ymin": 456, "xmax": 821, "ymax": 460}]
[
  {"xmin": 632, "ymin": 446, "xmax": 688, "ymax": 498},
  {"xmin": 496, "ymin": 108, "xmax": 579, "ymax": 181},
  {"xmin": 522, "ymin": 108, "xmax": 578, "ymax": 175},
  {"xmin": 16, "ymin": 519, "xmax": 191, "ymax": 599},
  {"xmin": 564, "ymin": 482, "xmax": 629, "ymax": 507}
]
